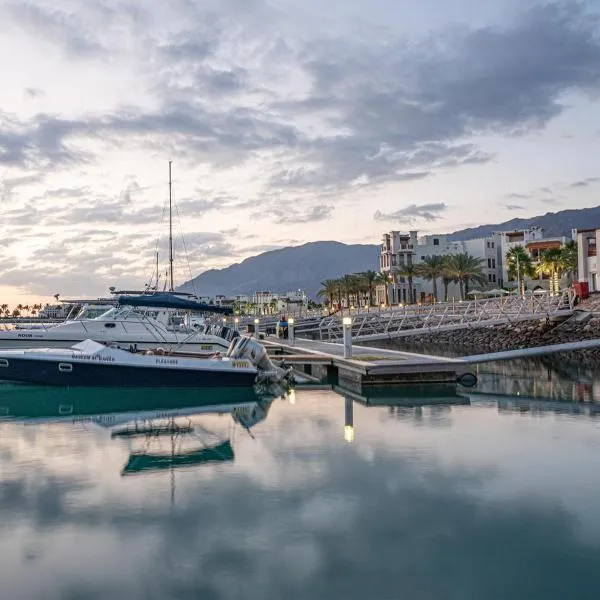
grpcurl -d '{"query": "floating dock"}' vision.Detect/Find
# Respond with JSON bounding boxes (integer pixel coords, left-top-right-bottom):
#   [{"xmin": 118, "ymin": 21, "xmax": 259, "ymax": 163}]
[{"xmin": 263, "ymin": 337, "xmax": 464, "ymax": 391}]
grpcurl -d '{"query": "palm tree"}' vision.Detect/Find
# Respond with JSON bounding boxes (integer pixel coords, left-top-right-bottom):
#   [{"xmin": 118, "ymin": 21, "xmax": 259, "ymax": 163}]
[
  {"xmin": 445, "ymin": 253, "xmax": 486, "ymax": 300},
  {"xmin": 561, "ymin": 240, "xmax": 578, "ymax": 284},
  {"xmin": 399, "ymin": 263, "xmax": 419, "ymax": 304},
  {"xmin": 317, "ymin": 279, "xmax": 340, "ymax": 311},
  {"xmin": 0, "ymin": 304, "xmax": 7, "ymax": 318},
  {"xmin": 341, "ymin": 274, "xmax": 359, "ymax": 308},
  {"xmin": 536, "ymin": 248, "xmax": 564, "ymax": 294},
  {"xmin": 506, "ymin": 245, "xmax": 534, "ymax": 295},
  {"xmin": 416, "ymin": 255, "xmax": 446, "ymax": 302},
  {"xmin": 440, "ymin": 257, "xmax": 456, "ymax": 302}
]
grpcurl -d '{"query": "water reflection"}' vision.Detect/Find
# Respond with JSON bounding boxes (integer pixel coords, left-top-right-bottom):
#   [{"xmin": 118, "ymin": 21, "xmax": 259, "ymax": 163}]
[
  {"xmin": 1, "ymin": 380, "xmax": 600, "ymax": 599},
  {"xmin": 471, "ymin": 358, "xmax": 598, "ymax": 403}
]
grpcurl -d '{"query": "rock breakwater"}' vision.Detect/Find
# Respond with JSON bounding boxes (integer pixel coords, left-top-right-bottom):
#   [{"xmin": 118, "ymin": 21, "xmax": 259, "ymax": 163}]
[{"xmin": 363, "ymin": 313, "xmax": 600, "ymax": 367}]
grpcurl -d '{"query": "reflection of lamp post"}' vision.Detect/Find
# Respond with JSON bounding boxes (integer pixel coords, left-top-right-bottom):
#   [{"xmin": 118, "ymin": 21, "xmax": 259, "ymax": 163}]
[
  {"xmin": 342, "ymin": 317, "xmax": 352, "ymax": 358},
  {"xmin": 288, "ymin": 317, "xmax": 295, "ymax": 345},
  {"xmin": 344, "ymin": 397, "xmax": 354, "ymax": 443}
]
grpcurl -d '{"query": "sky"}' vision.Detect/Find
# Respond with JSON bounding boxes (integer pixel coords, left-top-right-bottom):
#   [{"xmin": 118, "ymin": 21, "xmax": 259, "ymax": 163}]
[{"xmin": 1, "ymin": 0, "xmax": 600, "ymax": 305}]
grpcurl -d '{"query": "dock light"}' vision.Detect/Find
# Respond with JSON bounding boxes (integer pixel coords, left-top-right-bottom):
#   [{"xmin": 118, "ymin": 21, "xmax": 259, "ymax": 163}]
[
  {"xmin": 234, "ymin": 317, "xmax": 239, "ymax": 325},
  {"xmin": 287, "ymin": 317, "xmax": 295, "ymax": 344},
  {"xmin": 344, "ymin": 425, "xmax": 355, "ymax": 443},
  {"xmin": 222, "ymin": 317, "xmax": 227, "ymax": 323},
  {"xmin": 342, "ymin": 317, "xmax": 352, "ymax": 358},
  {"xmin": 350, "ymin": 305, "xmax": 355, "ymax": 310},
  {"xmin": 254, "ymin": 318, "xmax": 259, "ymax": 324}
]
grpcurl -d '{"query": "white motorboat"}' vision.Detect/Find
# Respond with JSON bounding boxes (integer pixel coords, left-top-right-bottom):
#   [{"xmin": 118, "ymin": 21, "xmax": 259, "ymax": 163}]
[
  {"xmin": 0, "ymin": 335, "xmax": 291, "ymax": 388},
  {"xmin": 0, "ymin": 293, "xmax": 236, "ymax": 355}
]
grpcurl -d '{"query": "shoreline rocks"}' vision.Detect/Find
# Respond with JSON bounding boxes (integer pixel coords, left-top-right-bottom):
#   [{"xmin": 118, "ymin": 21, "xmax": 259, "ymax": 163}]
[{"xmin": 361, "ymin": 313, "xmax": 600, "ymax": 368}]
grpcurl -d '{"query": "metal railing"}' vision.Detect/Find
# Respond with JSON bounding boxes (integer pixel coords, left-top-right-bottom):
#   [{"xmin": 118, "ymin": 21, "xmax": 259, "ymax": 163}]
[{"xmin": 308, "ymin": 291, "xmax": 574, "ymax": 342}]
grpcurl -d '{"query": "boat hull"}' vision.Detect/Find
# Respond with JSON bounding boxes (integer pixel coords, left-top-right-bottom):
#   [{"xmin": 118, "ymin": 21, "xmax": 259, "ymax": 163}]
[
  {"xmin": 0, "ymin": 357, "xmax": 256, "ymax": 388},
  {"xmin": 0, "ymin": 337, "xmax": 228, "ymax": 354}
]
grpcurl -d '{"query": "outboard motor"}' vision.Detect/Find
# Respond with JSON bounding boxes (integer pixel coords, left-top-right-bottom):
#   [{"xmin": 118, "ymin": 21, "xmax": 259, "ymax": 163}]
[{"xmin": 226, "ymin": 336, "xmax": 293, "ymax": 384}]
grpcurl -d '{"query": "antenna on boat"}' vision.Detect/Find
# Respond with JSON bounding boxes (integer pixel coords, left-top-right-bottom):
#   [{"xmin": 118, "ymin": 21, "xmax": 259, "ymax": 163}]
[{"xmin": 168, "ymin": 161, "xmax": 174, "ymax": 292}]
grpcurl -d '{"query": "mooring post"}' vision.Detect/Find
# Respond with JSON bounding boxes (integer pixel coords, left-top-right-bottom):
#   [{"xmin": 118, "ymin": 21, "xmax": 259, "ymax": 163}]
[
  {"xmin": 254, "ymin": 317, "xmax": 260, "ymax": 338},
  {"xmin": 343, "ymin": 317, "xmax": 353, "ymax": 358},
  {"xmin": 288, "ymin": 317, "xmax": 295, "ymax": 345}
]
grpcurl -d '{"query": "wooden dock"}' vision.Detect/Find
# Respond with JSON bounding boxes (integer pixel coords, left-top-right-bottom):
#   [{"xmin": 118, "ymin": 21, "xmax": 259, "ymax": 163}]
[{"xmin": 263, "ymin": 336, "xmax": 464, "ymax": 391}]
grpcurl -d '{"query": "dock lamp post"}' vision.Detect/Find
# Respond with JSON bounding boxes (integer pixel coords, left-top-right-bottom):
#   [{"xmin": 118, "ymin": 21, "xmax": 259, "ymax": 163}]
[
  {"xmin": 288, "ymin": 317, "xmax": 295, "ymax": 345},
  {"xmin": 342, "ymin": 317, "xmax": 353, "ymax": 359},
  {"xmin": 254, "ymin": 318, "xmax": 260, "ymax": 338}
]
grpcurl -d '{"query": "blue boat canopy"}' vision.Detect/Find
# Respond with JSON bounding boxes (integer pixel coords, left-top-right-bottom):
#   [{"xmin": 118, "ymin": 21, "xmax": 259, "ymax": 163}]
[{"xmin": 117, "ymin": 293, "xmax": 233, "ymax": 314}]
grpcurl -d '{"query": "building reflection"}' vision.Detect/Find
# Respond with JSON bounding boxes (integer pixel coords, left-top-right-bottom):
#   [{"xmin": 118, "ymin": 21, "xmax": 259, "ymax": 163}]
[{"xmin": 471, "ymin": 358, "xmax": 597, "ymax": 404}]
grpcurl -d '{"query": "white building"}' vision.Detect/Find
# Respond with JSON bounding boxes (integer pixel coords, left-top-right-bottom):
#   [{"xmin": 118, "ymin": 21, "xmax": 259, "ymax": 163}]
[
  {"xmin": 575, "ymin": 228, "xmax": 599, "ymax": 291},
  {"xmin": 378, "ymin": 230, "xmax": 502, "ymax": 303}
]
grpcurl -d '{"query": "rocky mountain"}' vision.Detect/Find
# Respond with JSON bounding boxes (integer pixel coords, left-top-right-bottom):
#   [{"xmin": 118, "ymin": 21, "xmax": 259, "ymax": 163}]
[
  {"xmin": 447, "ymin": 206, "xmax": 600, "ymax": 241},
  {"xmin": 178, "ymin": 241, "xmax": 379, "ymax": 299},
  {"xmin": 180, "ymin": 205, "xmax": 599, "ymax": 298}
]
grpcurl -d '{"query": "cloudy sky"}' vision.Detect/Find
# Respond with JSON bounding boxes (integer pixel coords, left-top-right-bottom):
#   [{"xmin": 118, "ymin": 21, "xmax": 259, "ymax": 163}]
[{"xmin": 1, "ymin": 0, "xmax": 600, "ymax": 304}]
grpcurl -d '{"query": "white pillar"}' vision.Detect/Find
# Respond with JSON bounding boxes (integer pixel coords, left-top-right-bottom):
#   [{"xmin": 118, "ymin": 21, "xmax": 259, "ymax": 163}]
[
  {"xmin": 342, "ymin": 317, "xmax": 352, "ymax": 358},
  {"xmin": 288, "ymin": 317, "xmax": 295, "ymax": 345}
]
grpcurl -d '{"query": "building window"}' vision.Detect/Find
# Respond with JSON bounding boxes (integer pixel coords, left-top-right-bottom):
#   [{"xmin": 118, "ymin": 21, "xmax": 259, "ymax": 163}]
[
  {"xmin": 487, "ymin": 258, "xmax": 492, "ymax": 268},
  {"xmin": 487, "ymin": 241, "xmax": 490, "ymax": 248},
  {"xmin": 488, "ymin": 273, "xmax": 493, "ymax": 282},
  {"xmin": 433, "ymin": 238, "xmax": 439, "ymax": 246},
  {"xmin": 421, "ymin": 256, "xmax": 425, "ymax": 260},
  {"xmin": 492, "ymin": 258, "xmax": 496, "ymax": 268},
  {"xmin": 491, "ymin": 242, "xmax": 495, "ymax": 248},
  {"xmin": 493, "ymin": 274, "xmax": 496, "ymax": 282}
]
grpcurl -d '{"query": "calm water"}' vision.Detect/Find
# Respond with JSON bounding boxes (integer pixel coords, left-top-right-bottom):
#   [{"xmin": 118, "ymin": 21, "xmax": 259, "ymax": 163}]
[{"xmin": 1, "ymin": 365, "xmax": 600, "ymax": 600}]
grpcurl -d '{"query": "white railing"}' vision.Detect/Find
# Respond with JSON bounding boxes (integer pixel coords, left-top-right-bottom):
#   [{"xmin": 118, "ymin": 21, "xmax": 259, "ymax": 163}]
[{"xmin": 312, "ymin": 291, "xmax": 574, "ymax": 342}]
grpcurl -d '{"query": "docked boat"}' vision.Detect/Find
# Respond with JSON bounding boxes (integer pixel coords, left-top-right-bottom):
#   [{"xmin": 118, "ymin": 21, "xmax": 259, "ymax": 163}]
[
  {"xmin": 0, "ymin": 292, "xmax": 236, "ymax": 355},
  {"xmin": 0, "ymin": 335, "xmax": 292, "ymax": 388}
]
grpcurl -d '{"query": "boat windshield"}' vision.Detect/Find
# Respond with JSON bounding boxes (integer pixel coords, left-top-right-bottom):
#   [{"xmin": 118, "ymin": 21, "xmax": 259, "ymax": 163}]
[
  {"xmin": 72, "ymin": 305, "xmax": 113, "ymax": 320},
  {"xmin": 95, "ymin": 307, "xmax": 163, "ymax": 320}
]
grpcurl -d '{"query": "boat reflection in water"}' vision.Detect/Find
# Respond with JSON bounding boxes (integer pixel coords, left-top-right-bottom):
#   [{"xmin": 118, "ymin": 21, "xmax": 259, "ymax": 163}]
[{"xmin": 0, "ymin": 383, "xmax": 279, "ymax": 477}]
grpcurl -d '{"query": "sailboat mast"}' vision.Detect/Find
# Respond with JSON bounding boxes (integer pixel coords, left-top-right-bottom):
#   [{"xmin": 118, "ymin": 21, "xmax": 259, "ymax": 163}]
[{"xmin": 168, "ymin": 160, "xmax": 174, "ymax": 292}]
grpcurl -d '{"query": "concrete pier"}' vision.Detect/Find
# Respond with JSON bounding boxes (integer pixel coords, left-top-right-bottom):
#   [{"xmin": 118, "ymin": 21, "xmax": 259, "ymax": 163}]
[{"xmin": 263, "ymin": 337, "xmax": 462, "ymax": 390}]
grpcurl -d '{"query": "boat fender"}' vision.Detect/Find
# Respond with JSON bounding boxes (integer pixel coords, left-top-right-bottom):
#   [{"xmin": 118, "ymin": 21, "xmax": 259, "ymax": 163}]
[{"xmin": 456, "ymin": 372, "xmax": 477, "ymax": 387}]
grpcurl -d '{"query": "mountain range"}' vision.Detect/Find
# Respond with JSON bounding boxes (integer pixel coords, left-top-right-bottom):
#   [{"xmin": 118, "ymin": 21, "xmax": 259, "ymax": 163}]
[{"xmin": 180, "ymin": 205, "xmax": 599, "ymax": 298}]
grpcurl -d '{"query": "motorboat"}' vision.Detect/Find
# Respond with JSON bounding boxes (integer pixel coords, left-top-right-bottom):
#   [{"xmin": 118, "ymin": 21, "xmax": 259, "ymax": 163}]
[
  {"xmin": 0, "ymin": 335, "xmax": 292, "ymax": 388},
  {"xmin": 0, "ymin": 292, "xmax": 237, "ymax": 355}
]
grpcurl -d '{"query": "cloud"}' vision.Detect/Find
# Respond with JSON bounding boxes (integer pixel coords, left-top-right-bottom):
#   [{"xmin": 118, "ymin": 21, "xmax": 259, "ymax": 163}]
[
  {"xmin": 274, "ymin": 205, "xmax": 333, "ymax": 224},
  {"xmin": 569, "ymin": 177, "xmax": 599, "ymax": 188},
  {"xmin": 504, "ymin": 204, "xmax": 525, "ymax": 211},
  {"xmin": 2, "ymin": 1, "xmax": 599, "ymax": 190},
  {"xmin": 506, "ymin": 193, "xmax": 529, "ymax": 200},
  {"xmin": 374, "ymin": 202, "xmax": 447, "ymax": 223},
  {"xmin": 24, "ymin": 87, "xmax": 44, "ymax": 99},
  {"xmin": 540, "ymin": 197, "xmax": 560, "ymax": 205}
]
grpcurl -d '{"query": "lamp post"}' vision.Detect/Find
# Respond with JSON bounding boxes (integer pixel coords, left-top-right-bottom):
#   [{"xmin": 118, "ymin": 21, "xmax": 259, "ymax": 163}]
[
  {"xmin": 288, "ymin": 317, "xmax": 295, "ymax": 345},
  {"xmin": 254, "ymin": 318, "xmax": 260, "ymax": 338},
  {"xmin": 342, "ymin": 317, "xmax": 352, "ymax": 358}
]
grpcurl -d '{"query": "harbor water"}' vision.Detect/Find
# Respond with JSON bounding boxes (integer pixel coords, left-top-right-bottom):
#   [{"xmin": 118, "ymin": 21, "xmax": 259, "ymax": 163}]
[{"xmin": 1, "ymin": 360, "xmax": 600, "ymax": 599}]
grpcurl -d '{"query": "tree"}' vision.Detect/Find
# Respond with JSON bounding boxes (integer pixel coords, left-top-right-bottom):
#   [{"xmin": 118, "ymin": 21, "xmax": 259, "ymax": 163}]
[
  {"xmin": 445, "ymin": 253, "xmax": 486, "ymax": 300},
  {"xmin": 399, "ymin": 263, "xmax": 419, "ymax": 304},
  {"xmin": 416, "ymin": 255, "xmax": 446, "ymax": 302},
  {"xmin": 536, "ymin": 247, "xmax": 564, "ymax": 294},
  {"xmin": 317, "ymin": 279, "xmax": 340, "ymax": 312},
  {"xmin": 0, "ymin": 304, "xmax": 8, "ymax": 318},
  {"xmin": 440, "ymin": 256, "xmax": 457, "ymax": 302},
  {"xmin": 506, "ymin": 245, "xmax": 534, "ymax": 296},
  {"xmin": 561, "ymin": 240, "xmax": 578, "ymax": 284}
]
